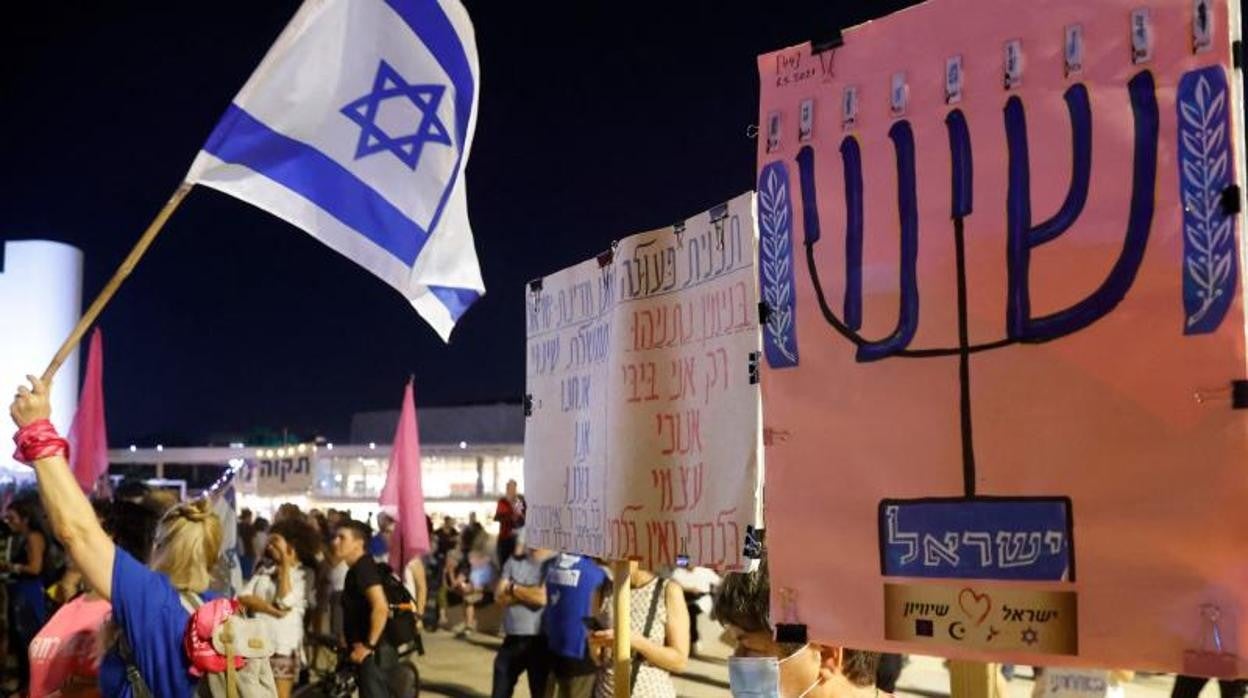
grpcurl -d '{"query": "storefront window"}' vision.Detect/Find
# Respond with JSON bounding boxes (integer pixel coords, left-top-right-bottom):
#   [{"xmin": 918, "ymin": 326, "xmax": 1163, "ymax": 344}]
[{"xmin": 310, "ymin": 448, "xmax": 523, "ymax": 500}]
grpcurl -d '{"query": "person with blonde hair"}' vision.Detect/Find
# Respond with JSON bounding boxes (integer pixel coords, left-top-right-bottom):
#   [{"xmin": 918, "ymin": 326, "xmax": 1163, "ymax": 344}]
[{"xmin": 10, "ymin": 375, "xmax": 224, "ymax": 698}]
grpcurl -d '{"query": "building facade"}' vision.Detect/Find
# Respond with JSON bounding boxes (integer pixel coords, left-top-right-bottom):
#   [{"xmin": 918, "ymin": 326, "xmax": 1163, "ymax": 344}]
[{"xmin": 107, "ymin": 402, "xmax": 524, "ymax": 524}]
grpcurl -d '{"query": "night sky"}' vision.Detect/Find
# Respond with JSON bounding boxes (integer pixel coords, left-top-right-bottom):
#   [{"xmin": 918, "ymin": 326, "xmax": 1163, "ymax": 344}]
[{"xmin": 1, "ymin": 1, "xmax": 916, "ymax": 445}]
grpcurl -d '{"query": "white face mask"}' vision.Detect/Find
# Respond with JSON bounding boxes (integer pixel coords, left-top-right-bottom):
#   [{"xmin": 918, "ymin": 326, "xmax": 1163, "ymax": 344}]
[{"xmin": 728, "ymin": 644, "xmax": 821, "ymax": 698}]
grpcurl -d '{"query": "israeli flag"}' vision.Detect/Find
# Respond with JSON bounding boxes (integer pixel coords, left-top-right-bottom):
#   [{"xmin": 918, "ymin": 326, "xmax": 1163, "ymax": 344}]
[{"xmin": 187, "ymin": 0, "xmax": 483, "ymax": 340}]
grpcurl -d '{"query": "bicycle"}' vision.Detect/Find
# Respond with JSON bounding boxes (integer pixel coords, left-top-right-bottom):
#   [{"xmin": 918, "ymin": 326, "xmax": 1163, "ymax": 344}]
[{"xmin": 294, "ymin": 632, "xmax": 421, "ymax": 698}]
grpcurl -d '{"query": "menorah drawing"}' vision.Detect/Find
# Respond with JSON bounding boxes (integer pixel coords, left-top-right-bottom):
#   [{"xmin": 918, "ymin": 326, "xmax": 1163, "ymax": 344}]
[{"xmin": 757, "ymin": 45, "xmax": 1238, "ymax": 583}]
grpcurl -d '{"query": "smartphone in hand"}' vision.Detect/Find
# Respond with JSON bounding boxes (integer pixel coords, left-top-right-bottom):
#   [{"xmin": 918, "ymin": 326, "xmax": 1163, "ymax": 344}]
[{"xmin": 582, "ymin": 614, "xmax": 609, "ymax": 632}]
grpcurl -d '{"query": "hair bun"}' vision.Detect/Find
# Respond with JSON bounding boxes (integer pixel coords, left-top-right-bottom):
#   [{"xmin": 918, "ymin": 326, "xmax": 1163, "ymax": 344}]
[{"xmin": 166, "ymin": 498, "xmax": 215, "ymax": 524}]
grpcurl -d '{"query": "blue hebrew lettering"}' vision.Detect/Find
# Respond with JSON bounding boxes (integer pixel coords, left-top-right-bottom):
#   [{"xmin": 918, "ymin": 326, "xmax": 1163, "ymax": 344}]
[
  {"xmin": 800, "ymin": 121, "xmax": 920, "ymax": 362},
  {"xmin": 1178, "ymin": 66, "xmax": 1237, "ymax": 335},
  {"xmin": 1006, "ymin": 72, "xmax": 1159, "ymax": 342},
  {"xmin": 945, "ymin": 110, "xmax": 973, "ymax": 218},
  {"xmin": 839, "ymin": 138, "xmax": 864, "ymax": 329},
  {"xmin": 879, "ymin": 499, "xmax": 1072, "ymax": 581},
  {"xmin": 758, "ymin": 161, "xmax": 800, "ymax": 367}
]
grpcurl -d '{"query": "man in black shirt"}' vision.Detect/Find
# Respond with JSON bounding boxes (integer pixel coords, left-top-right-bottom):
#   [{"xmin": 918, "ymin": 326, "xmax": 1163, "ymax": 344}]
[
  {"xmin": 460, "ymin": 512, "xmax": 485, "ymax": 554},
  {"xmin": 334, "ymin": 519, "xmax": 396, "ymax": 697}
]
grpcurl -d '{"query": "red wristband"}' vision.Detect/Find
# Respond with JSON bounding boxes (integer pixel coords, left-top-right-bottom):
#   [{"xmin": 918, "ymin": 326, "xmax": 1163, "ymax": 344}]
[{"xmin": 12, "ymin": 419, "xmax": 70, "ymax": 464}]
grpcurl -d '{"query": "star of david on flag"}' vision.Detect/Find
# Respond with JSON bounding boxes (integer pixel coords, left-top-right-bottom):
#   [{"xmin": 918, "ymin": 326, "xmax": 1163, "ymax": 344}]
[
  {"xmin": 186, "ymin": 0, "xmax": 483, "ymax": 340},
  {"xmin": 341, "ymin": 60, "xmax": 452, "ymax": 170}
]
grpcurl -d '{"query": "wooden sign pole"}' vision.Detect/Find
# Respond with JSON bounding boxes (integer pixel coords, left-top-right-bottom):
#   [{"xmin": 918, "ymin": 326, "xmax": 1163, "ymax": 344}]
[
  {"xmin": 40, "ymin": 181, "xmax": 193, "ymax": 383},
  {"xmin": 949, "ymin": 660, "xmax": 1001, "ymax": 698},
  {"xmin": 612, "ymin": 559, "xmax": 636, "ymax": 698}
]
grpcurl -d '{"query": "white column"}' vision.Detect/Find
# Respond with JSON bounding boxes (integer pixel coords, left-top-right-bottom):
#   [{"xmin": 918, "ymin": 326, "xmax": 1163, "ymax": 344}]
[{"xmin": 0, "ymin": 240, "xmax": 83, "ymax": 474}]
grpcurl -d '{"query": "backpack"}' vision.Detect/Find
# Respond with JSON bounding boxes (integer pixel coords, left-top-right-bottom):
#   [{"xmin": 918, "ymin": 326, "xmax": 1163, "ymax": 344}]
[
  {"xmin": 118, "ymin": 593, "xmax": 278, "ymax": 698},
  {"xmin": 375, "ymin": 562, "xmax": 421, "ymax": 650}
]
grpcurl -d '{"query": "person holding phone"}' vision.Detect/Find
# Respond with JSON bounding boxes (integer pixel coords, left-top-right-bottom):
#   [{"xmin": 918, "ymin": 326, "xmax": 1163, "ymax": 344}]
[
  {"xmin": 588, "ymin": 567, "xmax": 689, "ymax": 698},
  {"xmin": 542, "ymin": 554, "xmax": 607, "ymax": 698},
  {"xmin": 491, "ymin": 532, "xmax": 551, "ymax": 698}
]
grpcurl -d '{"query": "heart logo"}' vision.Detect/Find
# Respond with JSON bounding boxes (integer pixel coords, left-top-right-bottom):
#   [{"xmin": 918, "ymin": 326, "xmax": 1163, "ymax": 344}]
[{"xmin": 958, "ymin": 588, "xmax": 992, "ymax": 626}]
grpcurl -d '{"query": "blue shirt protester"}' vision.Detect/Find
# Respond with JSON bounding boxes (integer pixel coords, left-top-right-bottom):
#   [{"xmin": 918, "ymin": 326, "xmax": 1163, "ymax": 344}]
[
  {"xmin": 542, "ymin": 554, "xmax": 606, "ymax": 660},
  {"xmin": 98, "ymin": 549, "xmax": 217, "ymax": 698}
]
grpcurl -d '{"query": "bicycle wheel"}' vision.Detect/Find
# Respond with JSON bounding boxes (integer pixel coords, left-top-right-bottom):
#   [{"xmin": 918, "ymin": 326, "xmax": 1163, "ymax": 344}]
[{"xmin": 388, "ymin": 662, "xmax": 420, "ymax": 698}]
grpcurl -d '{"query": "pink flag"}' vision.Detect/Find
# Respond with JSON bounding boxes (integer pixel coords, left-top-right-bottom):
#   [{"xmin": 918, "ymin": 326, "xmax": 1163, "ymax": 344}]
[
  {"xmin": 68, "ymin": 328, "xmax": 109, "ymax": 493},
  {"xmin": 379, "ymin": 380, "xmax": 430, "ymax": 569}
]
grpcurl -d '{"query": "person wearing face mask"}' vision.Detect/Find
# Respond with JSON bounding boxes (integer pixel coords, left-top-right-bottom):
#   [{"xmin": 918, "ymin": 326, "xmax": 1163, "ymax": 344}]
[{"xmin": 713, "ymin": 561, "xmax": 884, "ymax": 698}]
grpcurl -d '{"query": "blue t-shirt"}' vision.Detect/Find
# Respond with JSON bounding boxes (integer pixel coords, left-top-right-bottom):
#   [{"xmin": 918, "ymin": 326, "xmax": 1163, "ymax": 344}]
[
  {"xmin": 542, "ymin": 554, "xmax": 606, "ymax": 660},
  {"xmin": 98, "ymin": 549, "xmax": 217, "ymax": 698},
  {"xmin": 368, "ymin": 533, "xmax": 388, "ymax": 559}
]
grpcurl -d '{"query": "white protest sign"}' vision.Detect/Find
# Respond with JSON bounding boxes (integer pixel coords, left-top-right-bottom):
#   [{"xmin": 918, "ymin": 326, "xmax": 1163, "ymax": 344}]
[{"xmin": 524, "ymin": 192, "xmax": 760, "ymax": 571}]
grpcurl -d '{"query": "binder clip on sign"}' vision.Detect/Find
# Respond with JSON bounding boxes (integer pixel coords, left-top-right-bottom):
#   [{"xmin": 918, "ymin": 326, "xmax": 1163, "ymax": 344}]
[
  {"xmin": 1183, "ymin": 604, "xmax": 1240, "ymax": 678},
  {"xmin": 775, "ymin": 587, "xmax": 808, "ymax": 645}
]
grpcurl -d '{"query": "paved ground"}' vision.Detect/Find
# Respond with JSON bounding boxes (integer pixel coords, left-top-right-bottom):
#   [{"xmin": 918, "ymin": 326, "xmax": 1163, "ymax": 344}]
[{"xmin": 412, "ymin": 630, "xmax": 1219, "ymax": 698}]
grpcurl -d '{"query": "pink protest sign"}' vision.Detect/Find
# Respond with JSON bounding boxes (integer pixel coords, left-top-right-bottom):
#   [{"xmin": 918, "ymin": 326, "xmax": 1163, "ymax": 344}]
[{"xmin": 757, "ymin": 0, "xmax": 1246, "ymax": 672}]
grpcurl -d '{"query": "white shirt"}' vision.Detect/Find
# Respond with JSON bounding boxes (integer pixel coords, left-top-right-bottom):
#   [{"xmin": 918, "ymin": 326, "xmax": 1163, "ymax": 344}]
[
  {"xmin": 241, "ymin": 564, "xmax": 311, "ymax": 654},
  {"xmin": 670, "ymin": 566, "xmax": 721, "ymax": 595},
  {"xmin": 328, "ymin": 560, "xmax": 349, "ymax": 593}
]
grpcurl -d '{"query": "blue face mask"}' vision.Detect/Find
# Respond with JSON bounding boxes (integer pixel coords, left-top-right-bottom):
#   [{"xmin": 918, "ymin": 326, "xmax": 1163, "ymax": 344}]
[
  {"xmin": 728, "ymin": 644, "xmax": 820, "ymax": 698},
  {"xmin": 729, "ymin": 655, "xmax": 781, "ymax": 697}
]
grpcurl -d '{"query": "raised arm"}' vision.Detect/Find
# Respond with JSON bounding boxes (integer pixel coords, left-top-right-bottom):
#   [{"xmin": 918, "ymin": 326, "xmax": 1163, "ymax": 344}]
[{"xmin": 11, "ymin": 376, "xmax": 115, "ymax": 600}]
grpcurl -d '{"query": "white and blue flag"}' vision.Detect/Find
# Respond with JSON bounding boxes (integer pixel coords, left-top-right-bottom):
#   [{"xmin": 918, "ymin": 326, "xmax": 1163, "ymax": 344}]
[{"xmin": 186, "ymin": 0, "xmax": 483, "ymax": 340}]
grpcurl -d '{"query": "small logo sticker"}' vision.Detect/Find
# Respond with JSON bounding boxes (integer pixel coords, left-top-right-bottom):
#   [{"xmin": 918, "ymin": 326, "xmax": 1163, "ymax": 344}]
[
  {"xmin": 890, "ymin": 72, "xmax": 909, "ymax": 117},
  {"xmin": 945, "ymin": 55, "xmax": 964, "ymax": 104},
  {"xmin": 1192, "ymin": 0, "xmax": 1213, "ymax": 53},
  {"xmin": 1131, "ymin": 8, "xmax": 1154, "ymax": 64},
  {"xmin": 798, "ymin": 98, "xmax": 814, "ymax": 142},
  {"xmin": 842, "ymin": 86, "xmax": 859, "ymax": 130},
  {"xmin": 1064, "ymin": 25, "xmax": 1084, "ymax": 77},
  {"xmin": 1003, "ymin": 40, "xmax": 1023, "ymax": 89},
  {"xmin": 766, "ymin": 111, "xmax": 782, "ymax": 152}
]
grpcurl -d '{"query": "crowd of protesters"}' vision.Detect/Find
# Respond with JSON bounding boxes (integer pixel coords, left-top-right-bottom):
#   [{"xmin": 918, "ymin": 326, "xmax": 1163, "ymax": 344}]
[
  {"xmin": 6, "ymin": 376, "xmax": 1239, "ymax": 698},
  {"xmin": 0, "ymin": 372, "xmax": 704, "ymax": 698}
]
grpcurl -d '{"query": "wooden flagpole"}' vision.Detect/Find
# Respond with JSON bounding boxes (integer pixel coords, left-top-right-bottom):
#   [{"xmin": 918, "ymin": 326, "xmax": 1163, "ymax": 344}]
[
  {"xmin": 612, "ymin": 559, "xmax": 636, "ymax": 698},
  {"xmin": 40, "ymin": 181, "xmax": 194, "ymax": 383},
  {"xmin": 949, "ymin": 660, "xmax": 1002, "ymax": 698}
]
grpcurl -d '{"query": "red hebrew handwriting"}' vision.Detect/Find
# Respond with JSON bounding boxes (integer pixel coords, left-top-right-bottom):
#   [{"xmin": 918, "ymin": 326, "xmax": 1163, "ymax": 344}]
[{"xmin": 525, "ymin": 193, "xmax": 759, "ymax": 570}]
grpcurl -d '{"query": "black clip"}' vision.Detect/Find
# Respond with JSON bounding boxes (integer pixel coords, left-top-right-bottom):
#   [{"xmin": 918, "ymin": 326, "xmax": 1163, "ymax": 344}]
[
  {"xmin": 710, "ymin": 203, "xmax": 729, "ymax": 250},
  {"xmin": 523, "ymin": 394, "xmax": 534, "ymax": 417},
  {"xmin": 1231, "ymin": 380, "xmax": 1248, "ymax": 409},
  {"xmin": 1221, "ymin": 185, "xmax": 1242, "ymax": 216},
  {"xmin": 597, "ymin": 247, "xmax": 615, "ymax": 268},
  {"xmin": 1232, "ymin": 39, "xmax": 1242, "ymax": 69},
  {"xmin": 775, "ymin": 624, "xmax": 809, "ymax": 644},
  {"xmin": 528, "ymin": 278, "xmax": 544, "ymax": 313},
  {"xmin": 811, "ymin": 28, "xmax": 844, "ymax": 55},
  {"xmin": 673, "ymin": 220, "xmax": 686, "ymax": 247},
  {"xmin": 758, "ymin": 302, "xmax": 773, "ymax": 326},
  {"xmin": 743, "ymin": 525, "xmax": 765, "ymax": 559},
  {"xmin": 748, "ymin": 351, "xmax": 762, "ymax": 385}
]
